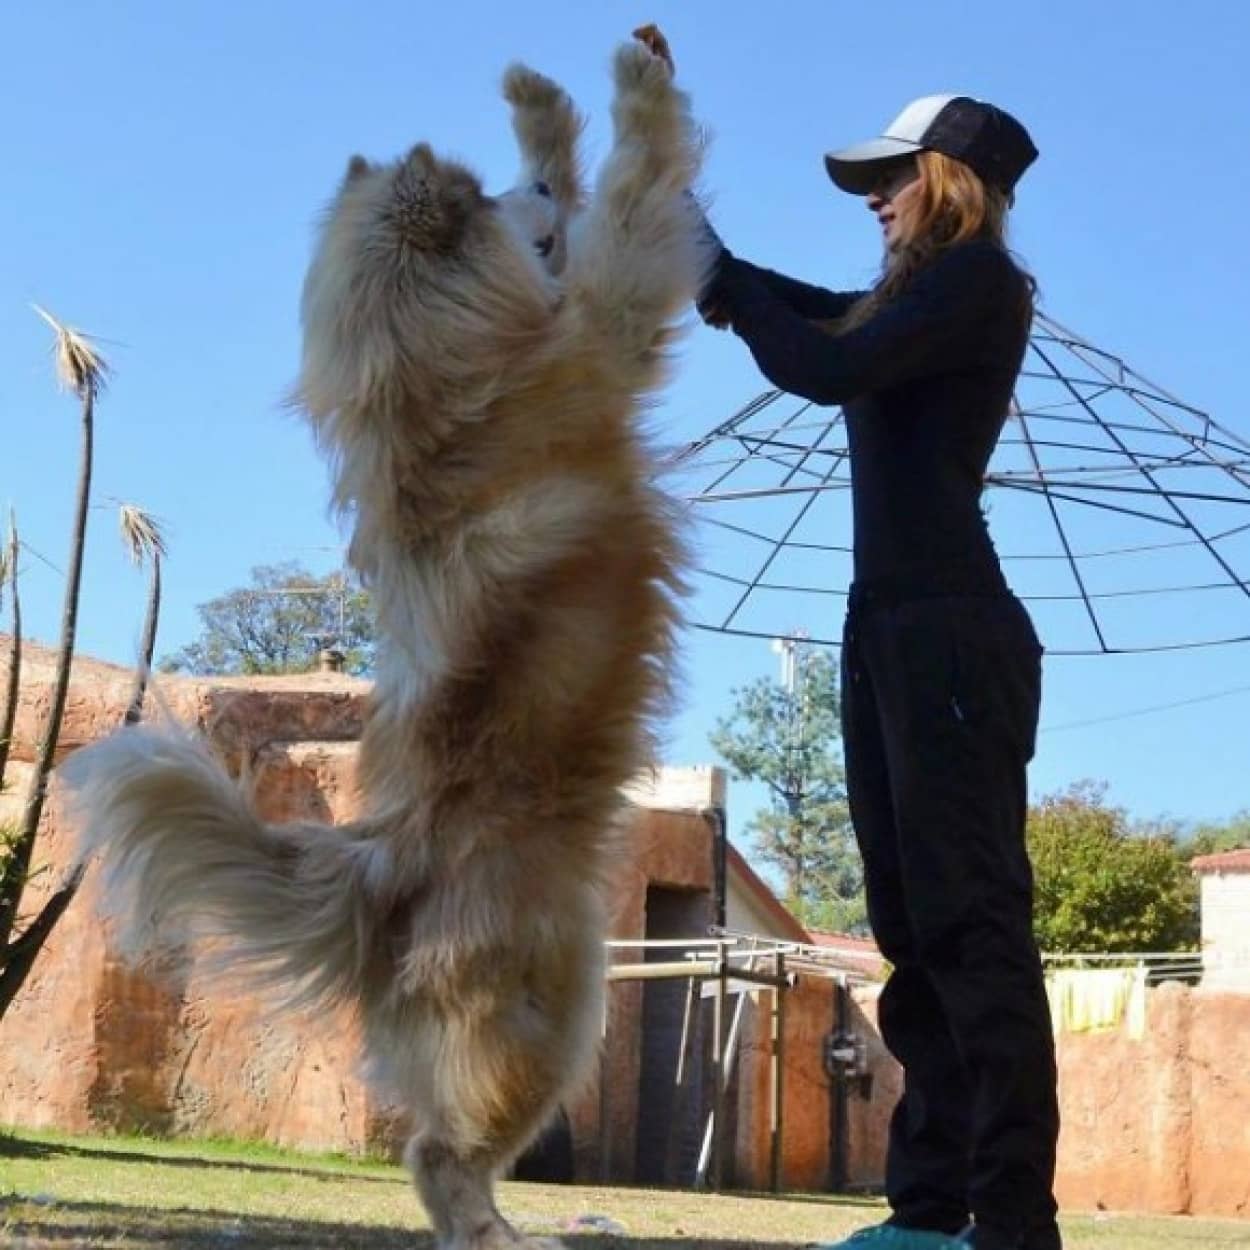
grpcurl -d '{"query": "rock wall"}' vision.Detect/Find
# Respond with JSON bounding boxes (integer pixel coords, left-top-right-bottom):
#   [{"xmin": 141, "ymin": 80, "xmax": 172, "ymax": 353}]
[
  {"xmin": 0, "ymin": 642, "xmax": 382, "ymax": 1154},
  {"xmin": 1053, "ymin": 982, "xmax": 1250, "ymax": 1217},
  {"xmin": 847, "ymin": 978, "xmax": 1250, "ymax": 1218}
]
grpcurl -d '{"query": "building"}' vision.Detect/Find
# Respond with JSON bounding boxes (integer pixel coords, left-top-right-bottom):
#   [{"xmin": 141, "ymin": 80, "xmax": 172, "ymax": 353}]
[{"xmin": 1192, "ymin": 848, "xmax": 1250, "ymax": 990}]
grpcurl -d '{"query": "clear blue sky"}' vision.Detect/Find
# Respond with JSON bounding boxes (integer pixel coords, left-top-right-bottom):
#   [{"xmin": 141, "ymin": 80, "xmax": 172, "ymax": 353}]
[{"xmin": 3, "ymin": 2, "xmax": 1248, "ymax": 843}]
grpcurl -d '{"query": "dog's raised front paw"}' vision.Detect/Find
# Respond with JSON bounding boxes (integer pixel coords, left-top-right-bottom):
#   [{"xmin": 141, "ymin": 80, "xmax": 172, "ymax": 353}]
[
  {"xmin": 502, "ymin": 64, "xmax": 566, "ymax": 109},
  {"xmin": 632, "ymin": 24, "xmax": 674, "ymax": 71},
  {"xmin": 612, "ymin": 38, "xmax": 673, "ymax": 93}
]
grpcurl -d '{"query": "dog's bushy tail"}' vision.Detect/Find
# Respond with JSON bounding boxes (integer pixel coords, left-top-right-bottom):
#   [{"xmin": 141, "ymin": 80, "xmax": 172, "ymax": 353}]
[{"xmin": 63, "ymin": 724, "xmax": 388, "ymax": 1011}]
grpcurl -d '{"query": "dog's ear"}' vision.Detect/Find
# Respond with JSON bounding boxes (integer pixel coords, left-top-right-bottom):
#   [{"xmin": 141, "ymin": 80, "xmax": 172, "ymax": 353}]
[
  {"xmin": 343, "ymin": 154, "xmax": 372, "ymax": 187},
  {"xmin": 403, "ymin": 143, "xmax": 438, "ymax": 176},
  {"xmin": 392, "ymin": 146, "xmax": 480, "ymax": 253}
]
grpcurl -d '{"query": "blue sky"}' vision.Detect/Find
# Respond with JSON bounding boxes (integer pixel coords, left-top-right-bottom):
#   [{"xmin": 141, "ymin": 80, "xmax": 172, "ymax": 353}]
[{"xmin": 2, "ymin": 1, "xmax": 1248, "ymax": 844}]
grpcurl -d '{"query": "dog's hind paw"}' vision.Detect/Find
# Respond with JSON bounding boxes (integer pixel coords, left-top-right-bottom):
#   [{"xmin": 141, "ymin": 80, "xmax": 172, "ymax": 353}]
[{"xmin": 449, "ymin": 1225, "xmax": 566, "ymax": 1250}]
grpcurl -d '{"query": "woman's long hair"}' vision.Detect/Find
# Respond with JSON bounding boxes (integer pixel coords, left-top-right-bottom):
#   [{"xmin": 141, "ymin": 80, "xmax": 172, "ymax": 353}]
[{"xmin": 835, "ymin": 149, "xmax": 1035, "ymax": 332}]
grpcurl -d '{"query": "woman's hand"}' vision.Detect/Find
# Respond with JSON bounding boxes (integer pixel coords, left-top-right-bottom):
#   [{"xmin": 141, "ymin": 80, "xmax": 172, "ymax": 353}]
[
  {"xmin": 684, "ymin": 197, "xmax": 733, "ymax": 328},
  {"xmin": 697, "ymin": 293, "xmax": 733, "ymax": 330},
  {"xmin": 696, "ymin": 241, "xmax": 741, "ymax": 330}
]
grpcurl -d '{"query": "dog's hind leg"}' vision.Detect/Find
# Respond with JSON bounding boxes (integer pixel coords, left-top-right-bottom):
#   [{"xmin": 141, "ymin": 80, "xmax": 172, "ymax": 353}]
[
  {"xmin": 404, "ymin": 1065, "xmax": 573, "ymax": 1250},
  {"xmin": 397, "ymin": 940, "xmax": 603, "ymax": 1250},
  {"xmin": 406, "ymin": 1138, "xmax": 512, "ymax": 1250}
]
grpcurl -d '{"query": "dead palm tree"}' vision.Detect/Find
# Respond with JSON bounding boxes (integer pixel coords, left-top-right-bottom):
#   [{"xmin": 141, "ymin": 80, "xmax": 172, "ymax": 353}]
[
  {"xmin": 0, "ymin": 308, "xmax": 108, "ymax": 1017},
  {"xmin": 118, "ymin": 503, "xmax": 167, "ymax": 724},
  {"xmin": 0, "ymin": 510, "xmax": 20, "ymax": 794}
]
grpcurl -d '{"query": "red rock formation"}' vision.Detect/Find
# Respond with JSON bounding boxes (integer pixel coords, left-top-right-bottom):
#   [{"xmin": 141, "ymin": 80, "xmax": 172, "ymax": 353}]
[{"xmin": 0, "ymin": 638, "xmax": 379, "ymax": 1152}]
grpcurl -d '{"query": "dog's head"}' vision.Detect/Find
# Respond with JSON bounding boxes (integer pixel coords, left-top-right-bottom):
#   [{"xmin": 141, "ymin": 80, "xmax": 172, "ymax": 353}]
[
  {"xmin": 298, "ymin": 143, "xmax": 557, "ymax": 420},
  {"xmin": 496, "ymin": 177, "xmax": 560, "ymax": 270},
  {"xmin": 335, "ymin": 144, "xmax": 559, "ymax": 263}
]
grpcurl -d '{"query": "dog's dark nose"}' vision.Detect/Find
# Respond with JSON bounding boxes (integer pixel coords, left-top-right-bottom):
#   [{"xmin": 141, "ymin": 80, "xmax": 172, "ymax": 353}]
[{"xmin": 535, "ymin": 234, "xmax": 555, "ymax": 258}]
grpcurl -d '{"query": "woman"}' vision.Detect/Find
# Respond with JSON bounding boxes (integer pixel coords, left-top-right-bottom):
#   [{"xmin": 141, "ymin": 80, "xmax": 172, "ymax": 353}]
[{"xmin": 699, "ymin": 96, "xmax": 1060, "ymax": 1250}]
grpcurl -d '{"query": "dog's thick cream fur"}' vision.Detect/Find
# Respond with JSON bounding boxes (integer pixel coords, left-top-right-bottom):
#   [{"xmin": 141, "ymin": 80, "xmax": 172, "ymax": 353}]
[{"xmin": 64, "ymin": 39, "xmax": 710, "ymax": 1250}]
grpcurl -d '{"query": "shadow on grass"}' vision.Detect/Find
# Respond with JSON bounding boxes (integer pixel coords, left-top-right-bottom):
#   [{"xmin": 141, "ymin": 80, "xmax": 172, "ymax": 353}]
[
  {"xmin": 0, "ymin": 1195, "xmax": 424, "ymax": 1248},
  {"xmin": 0, "ymin": 1133, "xmax": 404, "ymax": 1186},
  {"xmin": 723, "ymin": 1191, "xmax": 881, "ymax": 1210},
  {"xmin": 0, "ymin": 1196, "xmax": 845, "ymax": 1250}
]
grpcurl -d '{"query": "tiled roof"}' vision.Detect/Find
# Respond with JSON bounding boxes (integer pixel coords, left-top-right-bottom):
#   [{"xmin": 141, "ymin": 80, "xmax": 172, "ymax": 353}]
[{"xmin": 1192, "ymin": 848, "xmax": 1250, "ymax": 873}]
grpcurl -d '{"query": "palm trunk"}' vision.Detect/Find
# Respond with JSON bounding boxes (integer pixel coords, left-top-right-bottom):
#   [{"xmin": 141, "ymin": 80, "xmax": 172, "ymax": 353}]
[
  {"xmin": 0, "ymin": 866, "xmax": 83, "ymax": 1009},
  {"xmin": 0, "ymin": 522, "xmax": 20, "ymax": 792},
  {"xmin": 124, "ymin": 555, "xmax": 161, "ymax": 725},
  {"xmin": 0, "ymin": 387, "xmax": 93, "ymax": 1012}
]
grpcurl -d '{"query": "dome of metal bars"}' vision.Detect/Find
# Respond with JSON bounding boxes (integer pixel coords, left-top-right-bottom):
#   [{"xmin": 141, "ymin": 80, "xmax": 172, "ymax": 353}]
[{"xmin": 666, "ymin": 312, "xmax": 1250, "ymax": 655}]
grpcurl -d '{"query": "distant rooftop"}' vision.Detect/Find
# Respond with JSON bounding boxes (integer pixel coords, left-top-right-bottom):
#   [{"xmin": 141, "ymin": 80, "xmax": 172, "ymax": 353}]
[{"xmin": 1191, "ymin": 848, "xmax": 1250, "ymax": 874}]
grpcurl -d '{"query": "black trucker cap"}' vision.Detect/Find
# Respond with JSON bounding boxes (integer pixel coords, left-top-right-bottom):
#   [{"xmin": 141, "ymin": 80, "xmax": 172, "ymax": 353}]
[{"xmin": 825, "ymin": 94, "xmax": 1038, "ymax": 195}]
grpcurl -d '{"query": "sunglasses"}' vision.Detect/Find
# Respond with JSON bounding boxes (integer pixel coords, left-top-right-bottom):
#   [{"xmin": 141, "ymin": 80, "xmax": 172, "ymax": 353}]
[{"xmin": 869, "ymin": 158, "xmax": 920, "ymax": 200}]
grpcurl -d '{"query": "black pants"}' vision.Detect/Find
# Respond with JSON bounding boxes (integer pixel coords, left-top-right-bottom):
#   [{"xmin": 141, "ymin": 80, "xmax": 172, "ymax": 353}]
[{"xmin": 841, "ymin": 591, "xmax": 1059, "ymax": 1245}]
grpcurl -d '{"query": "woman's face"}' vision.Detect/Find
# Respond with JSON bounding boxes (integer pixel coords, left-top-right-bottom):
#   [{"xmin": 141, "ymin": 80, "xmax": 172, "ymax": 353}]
[{"xmin": 865, "ymin": 156, "xmax": 921, "ymax": 252}]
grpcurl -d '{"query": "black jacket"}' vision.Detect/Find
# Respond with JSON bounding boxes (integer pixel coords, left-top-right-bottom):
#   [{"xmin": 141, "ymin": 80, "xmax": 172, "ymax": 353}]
[{"xmin": 704, "ymin": 241, "xmax": 1030, "ymax": 589}]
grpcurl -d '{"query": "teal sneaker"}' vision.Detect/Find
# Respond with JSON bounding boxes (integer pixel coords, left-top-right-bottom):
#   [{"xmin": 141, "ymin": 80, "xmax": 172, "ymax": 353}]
[{"xmin": 812, "ymin": 1225, "xmax": 969, "ymax": 1250}]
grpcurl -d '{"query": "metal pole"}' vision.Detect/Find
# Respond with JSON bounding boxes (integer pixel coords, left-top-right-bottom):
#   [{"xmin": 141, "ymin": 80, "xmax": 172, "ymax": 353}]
[
  {"xmin": 675, "ymin": 969, "xmax": 698, "ymax": 1089},
  {"xmin": 694, "ymin": 980, "xmax": 751, "ymax": 1186},
  {"xmin": 831, "ymin": 979, "xmax": 849, "ymax": 1193},
  {"xmin": 712, "ymin": 945, "xmax": 728, "ymax": 1190},
  {"xmin": 770, "ymin": 950, "xmax": 786, "ymax": 1193},
  {"xmin": 598, "ymin": 985, "xmax": 611, "ymax": 1183},
  {"xmin": 710, "ymin": 806, "xmax": 728, "ymax": 930},
  {"xmin": 607, "ymin": 959, "xmax": 792, "ymax": 988},
  {"xmin": 665, "ymin": 970, "xmax": 701, "ymax": 1185}
]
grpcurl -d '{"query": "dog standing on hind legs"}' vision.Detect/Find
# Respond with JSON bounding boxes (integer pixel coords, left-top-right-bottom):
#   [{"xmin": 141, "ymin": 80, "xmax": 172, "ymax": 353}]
[{"xmin": 63, "ymin": 31, "xmax": 711, "ymax": 1250}]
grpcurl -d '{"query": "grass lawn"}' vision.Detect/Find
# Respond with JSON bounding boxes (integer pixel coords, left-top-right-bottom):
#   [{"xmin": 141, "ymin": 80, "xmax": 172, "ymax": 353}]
[{"xmin": 1, "ymin": 1128, "xmax": 1248, "ymax": 1249}]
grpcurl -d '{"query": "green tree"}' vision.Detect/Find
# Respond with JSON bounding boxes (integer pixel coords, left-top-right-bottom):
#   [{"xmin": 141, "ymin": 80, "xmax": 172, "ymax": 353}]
[
  {"xmin": 710, "ymin": 641, "xmax": 864, "ymax": 931},
  {"xmin": 161, "ymin": 562, "xmax": 375, "ymax": 676},
  {"xmin": 1182, "ymin": 809, "xmax": 1250, "ymax": 859},
  {"xmin": 1028, "ymin": 781, "xmax": 1199, "ymax": 953}
]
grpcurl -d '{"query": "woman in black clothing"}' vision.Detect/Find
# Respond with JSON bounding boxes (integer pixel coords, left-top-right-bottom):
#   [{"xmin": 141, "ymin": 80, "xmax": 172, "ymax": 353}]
[{"xmin": 698, "ymin": 96, "xmax": 1060, "ymax": 1250}]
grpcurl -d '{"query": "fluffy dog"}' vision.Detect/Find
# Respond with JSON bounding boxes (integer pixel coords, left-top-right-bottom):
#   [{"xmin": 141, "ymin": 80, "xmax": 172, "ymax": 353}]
[{"xmin": 64, "ymin": 34, "xmax": 710, "ymax": 1250}]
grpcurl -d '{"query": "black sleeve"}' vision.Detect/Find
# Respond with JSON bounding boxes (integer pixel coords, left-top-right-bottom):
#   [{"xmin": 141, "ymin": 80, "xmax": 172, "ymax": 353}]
[
  {"xmin": 711, "ymin": 245, "xmax": 1016, "ymax": 406},
  {"xmin": 732, "ymin": 259, "xmax": 865, "ymax": 320}
]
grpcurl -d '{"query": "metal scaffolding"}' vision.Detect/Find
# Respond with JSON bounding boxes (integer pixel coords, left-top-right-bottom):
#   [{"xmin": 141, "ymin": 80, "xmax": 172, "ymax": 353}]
[
  {"xmin": 666, "ymin": 311, "xmax": 1250, "ymax": 655},
  {"xmin": 601, "ymin": 931, "xmax": 875, "ymax": 1193}
]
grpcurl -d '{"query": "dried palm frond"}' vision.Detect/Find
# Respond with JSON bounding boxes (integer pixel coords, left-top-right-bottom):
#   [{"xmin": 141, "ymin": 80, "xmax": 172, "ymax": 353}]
[
  {"xmin": 118, "ymin": 503, "xmax": 167, "ymax": 566},
  {"xmin": 31, "ymin": 305, "xmax": 110, "ymax": 398}
]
